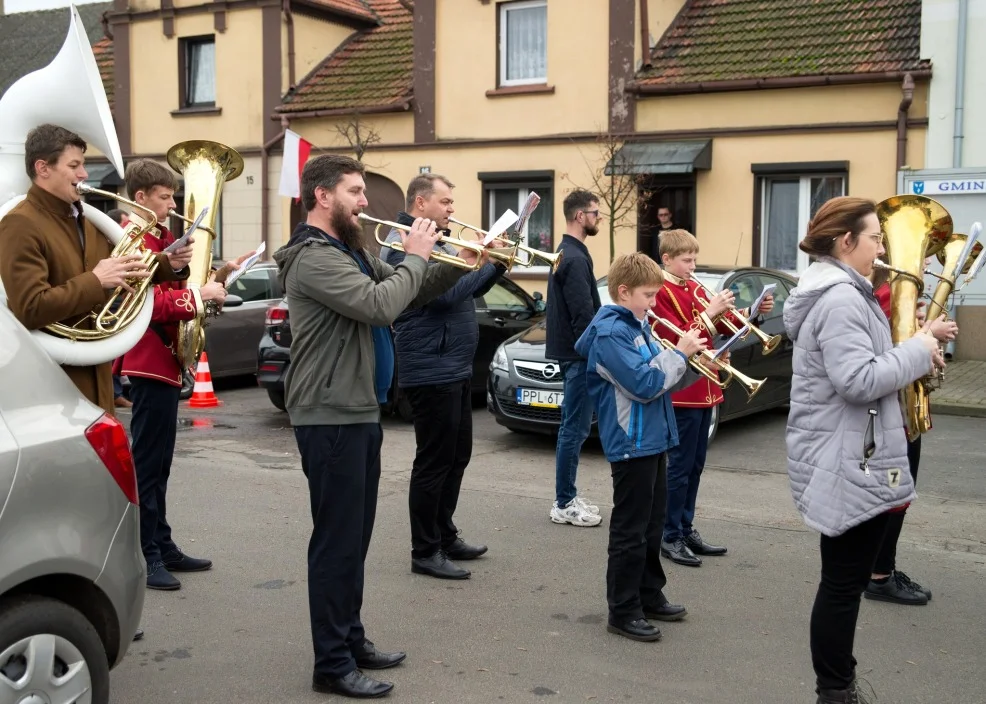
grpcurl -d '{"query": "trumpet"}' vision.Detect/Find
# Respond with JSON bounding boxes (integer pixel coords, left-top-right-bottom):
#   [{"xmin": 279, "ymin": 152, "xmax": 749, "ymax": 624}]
[
  {"xmin": 648, "ymin": 312, "xmax": 766, "ymax": 401},
  {"xmin": 448, "ymin": 217, "xmax": 564, "ymax": 273},
  {"xmin": 689, "ymin": 275, "xmax": 781, "ymax": 355},
  {"xmin": 358, "ymin": 213, "xmax": 488, "ymax": 270}
]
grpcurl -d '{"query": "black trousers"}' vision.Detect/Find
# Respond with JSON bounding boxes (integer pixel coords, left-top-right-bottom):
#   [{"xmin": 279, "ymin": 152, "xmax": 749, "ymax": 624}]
[
  {"xmin": 810, "ymin": 513, "xmax": 892, "ymax": 691},
  {"xmin": 404, "ymin": 380, "xmax": 473, "ymax": 559},
  {"xmin": 295, "ymin": 423, "xmax": 383, "ymax": 678},
  {"xmin": 872, "ymin": 436, "xmax": 922, "ymax": 575},
  {"xmin": 130, "ymin": 377, "xmax": 181, "ymax": 566},
  {"xmin": 607, "ymin": 453, "xmax": 669, "ymax": 623}
]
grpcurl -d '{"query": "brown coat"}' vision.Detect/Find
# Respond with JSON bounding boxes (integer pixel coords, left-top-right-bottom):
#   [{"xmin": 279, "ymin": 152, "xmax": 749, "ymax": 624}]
[{"xmin": 0, "ymin": 184, "xmax": 180, "ymax": 416}]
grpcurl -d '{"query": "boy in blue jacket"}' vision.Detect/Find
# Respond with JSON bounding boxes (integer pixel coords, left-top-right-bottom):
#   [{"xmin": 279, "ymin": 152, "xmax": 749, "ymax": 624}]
[{"xmin": 575, "ymin": 252, "xmax": 706, "ymax": 642}]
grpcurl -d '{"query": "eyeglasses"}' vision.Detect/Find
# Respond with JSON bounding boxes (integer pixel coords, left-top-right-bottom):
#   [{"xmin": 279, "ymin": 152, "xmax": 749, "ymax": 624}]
[
  {"xmin": 862, "ymin": 233, "xmax": 884, "ymax": 245},
  {"xmin": 581, "ymin": 210, "xmax": 599, "ymax": 218}
]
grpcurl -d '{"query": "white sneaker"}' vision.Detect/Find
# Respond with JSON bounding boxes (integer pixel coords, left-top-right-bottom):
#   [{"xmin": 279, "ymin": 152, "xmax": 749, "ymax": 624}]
[
  {"xmin": 550, "ymin": 500, "xmax": 602, "ymax": 527},
  {"xmin": 574, "ymin": 495, "xmax": 600, "ymax": 515}
]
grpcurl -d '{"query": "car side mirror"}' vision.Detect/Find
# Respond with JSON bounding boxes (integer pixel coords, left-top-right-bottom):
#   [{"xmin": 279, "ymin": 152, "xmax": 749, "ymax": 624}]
[
  {"xmin": 223, "ymin": 294, "xmax": 244, "ymax": 308},
  {"xmin": 533, "ymin": 291, "xmax": 545, "ymax": 313}
]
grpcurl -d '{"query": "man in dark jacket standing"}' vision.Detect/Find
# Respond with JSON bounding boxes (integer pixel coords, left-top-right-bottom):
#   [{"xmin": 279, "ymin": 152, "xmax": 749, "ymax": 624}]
[
  {"xmin": 275, "ymin": 156, "xmax": 481, "ymax": 699},
  {"xmin": 545, "ymin": 189, "xmax": 603, "ymax": 527},
  {"xmin": 382, "ymin": 174, "xmax": 506, "ymax": 580}
]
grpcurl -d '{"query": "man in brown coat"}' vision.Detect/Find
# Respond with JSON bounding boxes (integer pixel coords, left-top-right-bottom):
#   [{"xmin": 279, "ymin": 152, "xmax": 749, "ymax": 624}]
[{"xmin": 0, "ymin": 124, "xmax": 193, "ymax": 415}]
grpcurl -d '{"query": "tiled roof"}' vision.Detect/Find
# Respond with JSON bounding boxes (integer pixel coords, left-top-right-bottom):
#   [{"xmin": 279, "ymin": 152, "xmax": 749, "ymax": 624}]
[
  {"xmin": 92, "ymin": 37, "xmax": 115, "ymax": 109},
  {"xmin": 300, "ymin": 0, "xmax": 379, "ymax": 23},
  {"xmin": 276, "ymin": 0, "xmax": 412, "ymax": 115},
  {"xmin": 634, "ymin": 0, "xmax": 929, "ymax": 91},
  {"xmin": 0, "ymin": 3, "xmax": 112, "ymax": 99}
]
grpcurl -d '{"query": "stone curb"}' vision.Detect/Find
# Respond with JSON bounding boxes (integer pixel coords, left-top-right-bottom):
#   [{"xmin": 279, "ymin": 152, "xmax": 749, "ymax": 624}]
[{"xmin": 930, "ymin": 401, "xmax": 986, "ymax": 419}]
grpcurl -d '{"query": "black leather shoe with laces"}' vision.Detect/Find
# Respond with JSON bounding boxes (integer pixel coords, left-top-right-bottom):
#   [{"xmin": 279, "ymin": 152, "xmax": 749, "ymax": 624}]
[
  {"xmin": 162, "ymin": 549, "xmax": 212, "ymax": 572},
  {"xmin": 411, "ymin": 551, "xmax": 470, "ymax": 580},
  {"xmin": 643, "ymin": 602, "xmax": 688, "ymax": 621},
  {"xmin": 444, "ymin": 537, "xmax": 488, "ymax": 560},
  {"xmin": 146, "ymin": 561, "xmax": 181, "ymax": 590},
  {"xmin": 606, "ymin": 618, "xmax": 662, "ymax": 642},
  {"xmin": 661, "ymin": 539, "xmax": 702, "ymax": 567},
  {"xmin": 684, "ymin": 530, "xmax": 727, "ymax": 556},
  {"xmin": 353, "ymin": 640, "xmax": 406, "ymax": 670},
  {"xmin": 863, "ymin": 572, "xmax": 928, "ymax": 605},
  {"xmin": 312, "ymin": 670, "xmax": 394, "ymax": 698}
]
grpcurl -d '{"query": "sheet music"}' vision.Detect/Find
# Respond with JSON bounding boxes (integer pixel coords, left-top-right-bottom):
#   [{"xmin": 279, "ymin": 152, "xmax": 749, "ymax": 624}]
[
  {"xmin": 225, "ymin": 242, "xmax": 266, "ymax": 287},
  {"xmin": 513, "ymin": 192, "xmax": 541, "ymax": 235},
  {"xmin": 711, "ymin": 324, "xmax": 749, "ymax": 360},
  {"xmin": 163, "ymin": 206, "xmax": 209, "ymax": 253},
  {"xmin": 748, "ymin": 283, "xmax": 777, "ymax": 318},
  {"xmin": 484, "ymin": 209, "xmax": 519, "ymax": 245}
]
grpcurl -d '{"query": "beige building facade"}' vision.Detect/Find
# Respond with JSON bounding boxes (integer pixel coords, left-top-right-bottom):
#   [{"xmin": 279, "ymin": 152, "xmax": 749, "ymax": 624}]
[{"xmin": 94, "ymin": 0, "xmax": 930, "ymax": 300}]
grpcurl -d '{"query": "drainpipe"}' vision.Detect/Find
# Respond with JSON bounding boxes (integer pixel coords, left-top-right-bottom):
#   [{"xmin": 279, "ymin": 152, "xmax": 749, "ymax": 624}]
[
  {"xmin": 896, "ymin": 73, "xmax": 915, "ymax": 171},
  {"xmin": 953, "ymin": 0, "xmax": 969, "ymax": 167},
  {"xmin": 260, "ymin": 117, "xmax": 289, "ymax": 260},
  {"xmin": 638, "ymin": 0, "xmax": 651, "ymax": 68},
  {"xmin": 283, "ymin": 0, "xmax": 296, "ymax": 90}
]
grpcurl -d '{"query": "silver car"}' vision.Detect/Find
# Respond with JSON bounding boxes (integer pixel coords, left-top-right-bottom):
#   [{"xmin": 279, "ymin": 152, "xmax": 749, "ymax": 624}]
[{"xmin": 0, "ymin": 306, "xmax": 144, "ymax": 703}]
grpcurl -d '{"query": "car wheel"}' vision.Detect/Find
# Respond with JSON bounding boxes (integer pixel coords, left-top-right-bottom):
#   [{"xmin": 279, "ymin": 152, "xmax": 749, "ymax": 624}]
[
  {"xmin": 267, "ymin": 388, "xmax": 286, "ymax": 411},
  {"xmin": 707, "ymin": 404, "xmax": 720, "ymax": 444},
  {"xmin": 0, "ymin": 595, "xmax": 110, "ymax": 704}
]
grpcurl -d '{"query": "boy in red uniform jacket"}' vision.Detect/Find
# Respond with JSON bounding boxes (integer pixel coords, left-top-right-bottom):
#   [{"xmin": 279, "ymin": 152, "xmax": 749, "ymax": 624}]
[
  {"xmin": 651, "ymin": 230, "xmax": 773, "ymax": 567},
  {"xmin": 114, "ymin": 159, "xmax": 229, "ymax": 591}
]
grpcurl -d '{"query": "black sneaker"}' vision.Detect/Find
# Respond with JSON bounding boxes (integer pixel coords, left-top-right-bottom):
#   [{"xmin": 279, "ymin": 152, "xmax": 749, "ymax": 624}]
[
  {"xmin": 895, "ymin": 570, "xmax": 932, "ymax": 601},
  {"xmin": 146, "ymin": 561, "xmax": 181, "ymax": 591},
  {"xmin": 863, "ymin": 572, "xmax": 928, "ymax": 605}
]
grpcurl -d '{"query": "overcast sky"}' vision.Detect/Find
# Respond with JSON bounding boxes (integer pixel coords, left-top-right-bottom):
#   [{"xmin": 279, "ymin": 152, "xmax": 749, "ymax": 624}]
[{"xmin": 5, "ymin": 0, "xmax": 105, "ymax": 12}]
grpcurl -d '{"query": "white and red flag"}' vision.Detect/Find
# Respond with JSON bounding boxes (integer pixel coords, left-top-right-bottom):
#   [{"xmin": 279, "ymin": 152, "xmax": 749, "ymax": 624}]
[{"xmin": 277, "ymin": 129, "xmax": 313, "ymax": 201}]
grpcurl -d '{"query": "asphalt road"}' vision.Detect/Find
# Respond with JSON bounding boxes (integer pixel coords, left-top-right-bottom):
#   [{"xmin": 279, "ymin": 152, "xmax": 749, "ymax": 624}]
[{"xmin": 109, "ymin": 382, "xmax": 986, "ymax": 704}]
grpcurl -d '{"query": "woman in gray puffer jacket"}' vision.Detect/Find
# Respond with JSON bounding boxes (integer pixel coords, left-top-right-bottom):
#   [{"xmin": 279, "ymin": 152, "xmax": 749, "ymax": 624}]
[{"xmin": 783, "ymin": 196, "xmax": 940, "ymax": 704}]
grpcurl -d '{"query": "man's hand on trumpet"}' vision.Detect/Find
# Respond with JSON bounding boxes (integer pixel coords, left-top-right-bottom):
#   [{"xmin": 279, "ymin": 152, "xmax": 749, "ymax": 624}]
[
  {"xmin": 915, "ymin": 301, "xmax": 958, "ymax": 342},
  {"xmin": 401, "ymin": 217, "xmax": 442, "ymax": 261}
]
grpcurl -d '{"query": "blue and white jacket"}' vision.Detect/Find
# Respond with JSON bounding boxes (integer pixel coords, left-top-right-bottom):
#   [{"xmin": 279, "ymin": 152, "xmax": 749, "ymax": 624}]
[{"xmin": 574, "ymin": 305, "xmax": 698, "ymax": 463}]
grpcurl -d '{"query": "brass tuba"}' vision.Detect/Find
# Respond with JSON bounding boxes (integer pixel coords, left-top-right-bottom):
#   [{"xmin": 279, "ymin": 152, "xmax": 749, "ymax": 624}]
[
  {"xmin": 875, "ymin": 194, "xmax": 953, "ymax": 441},
  {"xmin": 167, "ymin": 140, "xmax": 244, "ymax": 368}
]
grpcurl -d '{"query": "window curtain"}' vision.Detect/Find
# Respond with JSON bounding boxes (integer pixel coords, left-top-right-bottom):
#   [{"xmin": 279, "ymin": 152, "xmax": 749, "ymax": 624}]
[{"xmin": 505, "ymin": 5, "xmax": 547, "ymax": 82}]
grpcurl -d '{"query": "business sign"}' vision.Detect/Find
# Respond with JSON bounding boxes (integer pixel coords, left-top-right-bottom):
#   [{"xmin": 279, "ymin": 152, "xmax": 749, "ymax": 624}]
[{"xmin": 910, "ymin": 179, "xmax": 986, "ymax": 196}]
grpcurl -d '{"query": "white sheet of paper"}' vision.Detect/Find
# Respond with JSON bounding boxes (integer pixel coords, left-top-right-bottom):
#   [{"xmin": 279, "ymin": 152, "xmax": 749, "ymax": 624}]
[
  {"xmin": 748, "ymin": 282, "xmax": 777, "ymax": 318},
  {"xmin": 225, "ymin": 241, "xmax": 266, "ymax": 287},
  {"xmin": 484, "ymin": 209, "xmax": 518, "ymax": 245},
  {"xmin": 514, "ymin": 192, "xmax": 541, "ymax": 235},
  {"xmin": 712, "ymin": 324, "xmax": 749, "ymax": 360},
  {"xmin": 162, "ymin": 206, "xmax": 209, "ymax": 253}
]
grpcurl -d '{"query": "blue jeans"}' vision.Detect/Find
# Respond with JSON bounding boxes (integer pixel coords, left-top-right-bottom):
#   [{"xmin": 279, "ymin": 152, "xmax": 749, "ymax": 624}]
[
  {"xmin": 664, "ymin": 406, "xmax": 713, "ymax": 542},
  {"xmin": 554, "ymin": 360, "xmax": 593, "ymax": 507},
  {"xmin": 113, "ymin": 374, "xmax": 123, "ymax": 398}
]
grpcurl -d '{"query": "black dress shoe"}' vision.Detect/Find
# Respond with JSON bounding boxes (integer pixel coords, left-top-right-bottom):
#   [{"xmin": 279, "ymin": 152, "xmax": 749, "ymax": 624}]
[
  {"xmin": 661, "ymin": 539, "xmax": 702, "ymax": 567},
  {"xmin": 162, "ymin": 549, "xmax": 212, "ymax": 572},
  {"xmin": 606, "ymin": 618, "xmax": 662, "ymax": 642},
  {"xmin": 353, "ymin": 640, "xmax": 407, "ymax": 670},
  {"xmin": 684, "ymin": 530, "xmax": 727, "ymax": 556},
  {"xmin": 133, "ymin": 628, "xmax": 144, "ymax": 641},
  {"xmin": 643, "ymin": 602, "xmax": 688, "ymax": 622},
  {"xmin": 895, "ymin": 570, "xmax": 932, "ymax": 600},
  {"xmin": 444, "ymin": 537, "xmax": 488, "ymax": 561},
  {"xmin": 411, "ymin": 551, "xmax": 470, "ymax": 580},
  {"xmin": 312, "ymin": 670, "xmax": 393, "ymax": 698},
  {"xmin": 863, "ymin": 572, "xmax": 928, "ymax": 605},
  {"xmin": 146, "ymin": 562, "xmax": 181, "ymax": 591}
]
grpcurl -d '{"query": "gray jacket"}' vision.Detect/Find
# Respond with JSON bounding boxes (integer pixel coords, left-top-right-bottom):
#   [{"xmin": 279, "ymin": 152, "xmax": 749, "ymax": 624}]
[
  {"xmin": 273, "ymin": 234, "xmax": 466, "ymax": 426},
  {"xmin": 783, "ymin": 258, "xmax": 933, "ymax": 537}
]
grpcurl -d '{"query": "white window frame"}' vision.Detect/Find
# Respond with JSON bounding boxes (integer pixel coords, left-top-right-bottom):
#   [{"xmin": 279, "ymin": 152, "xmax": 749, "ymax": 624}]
[
  {"xmin": 498, "ymin": 0, "xmax": 548, "ymax": 87},
  {"xmin": 760, "ymin": 174, "xmax": 846, "ymax": 275},
  {"xmin": 487, "ymin": 186, "xmax": 551, "ymax": 274}
]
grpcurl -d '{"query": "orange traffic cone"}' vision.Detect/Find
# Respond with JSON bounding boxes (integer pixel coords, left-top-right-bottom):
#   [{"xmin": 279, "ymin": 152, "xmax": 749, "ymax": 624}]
[{"xmin": 187, "ymin": 352, "xmax": 222, "ymax": 408}]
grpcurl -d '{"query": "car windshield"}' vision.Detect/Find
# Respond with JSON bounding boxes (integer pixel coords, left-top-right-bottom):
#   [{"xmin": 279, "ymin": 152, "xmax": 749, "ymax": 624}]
[{"xmin": 596, "ymin": 271, "xmax": 725, "ymax": 305}]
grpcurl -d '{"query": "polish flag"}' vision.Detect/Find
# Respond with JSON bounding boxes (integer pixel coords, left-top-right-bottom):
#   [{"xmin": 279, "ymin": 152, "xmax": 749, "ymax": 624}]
[{"xmin": 278, "ymin": 129, "xmax": 313, "ymax": 201}]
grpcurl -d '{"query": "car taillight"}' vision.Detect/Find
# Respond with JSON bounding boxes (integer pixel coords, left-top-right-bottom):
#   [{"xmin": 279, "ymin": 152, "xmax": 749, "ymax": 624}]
[
  {"xmin": 84, "ymin": 414, "xmax": 138, "ymax": 505},
  {"xmin": 265, "ymin": 306, "xmax": 288, "ymax": 326}
]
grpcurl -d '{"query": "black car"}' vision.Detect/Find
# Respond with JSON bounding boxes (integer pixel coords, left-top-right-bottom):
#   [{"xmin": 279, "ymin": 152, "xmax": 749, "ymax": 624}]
[
  {"xmin": 486, "ymin": 266, "xmax": 797, "ymax": 442},
  {"xmin": 257, "ymin": 275, "xmax": 547, "ymax": 418}
]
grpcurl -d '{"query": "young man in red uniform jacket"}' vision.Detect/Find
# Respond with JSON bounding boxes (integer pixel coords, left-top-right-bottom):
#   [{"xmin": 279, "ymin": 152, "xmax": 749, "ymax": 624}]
[
  {"xmin": 865, "ymin": 265, "xmax": 956, "ymax": 605},
  {"xmin": 113, "ymin": 160, "xmax": 229, "ymax": 591},
  {"xmin": 651, "ymin": 230, "xmax": 773, "ymax": 567}
]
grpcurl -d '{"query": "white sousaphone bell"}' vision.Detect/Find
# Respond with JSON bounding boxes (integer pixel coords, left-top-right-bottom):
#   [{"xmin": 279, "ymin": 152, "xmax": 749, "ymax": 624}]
[{"xmin": 0, "ymin": 4, "xmax": 153, "ymax": 366}]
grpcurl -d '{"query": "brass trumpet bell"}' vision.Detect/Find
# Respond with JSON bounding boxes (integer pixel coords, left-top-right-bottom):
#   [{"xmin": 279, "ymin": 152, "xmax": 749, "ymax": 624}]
[
  {"xmin": 449, "ymin": 216, "xmax": 563, "ymax": 273},
  {"xmin": 358, "ymin": 213, "xmax": 487, "ymax": 270}
]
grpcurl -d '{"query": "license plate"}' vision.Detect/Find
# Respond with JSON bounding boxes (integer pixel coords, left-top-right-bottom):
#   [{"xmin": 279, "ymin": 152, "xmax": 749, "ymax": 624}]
[{"xmin": 516, "ymin": 388, "xmax": 564, "ymax": 408}]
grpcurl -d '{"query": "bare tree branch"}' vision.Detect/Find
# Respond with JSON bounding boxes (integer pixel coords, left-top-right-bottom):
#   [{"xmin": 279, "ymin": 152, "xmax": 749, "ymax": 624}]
[
  {"xmin": 564, "ymin": 129, "xmax": 642, "ymax": 264},
  {"xmin": 335, "ymin": 113, "xmax": 383, "ymax": 165}
]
